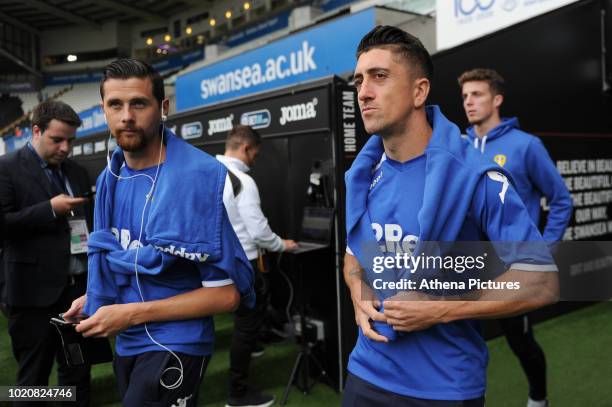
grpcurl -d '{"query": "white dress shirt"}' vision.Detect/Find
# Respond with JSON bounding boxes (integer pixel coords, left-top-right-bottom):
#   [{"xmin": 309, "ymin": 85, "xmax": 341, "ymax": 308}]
[{"xmin": 217, "ymin": 155, "xmax": 284, "ymax": 261}]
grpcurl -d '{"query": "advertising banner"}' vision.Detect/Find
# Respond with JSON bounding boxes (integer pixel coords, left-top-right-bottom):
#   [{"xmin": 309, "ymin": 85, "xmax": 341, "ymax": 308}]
[
  {"xmin": 436, "ymin": 0, "xmax": 581, "ymax": 51},
  {"xmin": 535, "ymin": 133, "xmax": 612, "ymax": 300},
  {"xmin": 76, "ymin": 105, "xmax": 107, "ymax": 138},
  {"xmin": 175, "ymin": 8, "xmax": 375, "ymax": 111},
  {"xmin": 538, "ymin": 133, "xmax": 612, "ymax": 241},
  {"xmin": 226, "ymin": 11, "xmax": 290, "ymax": 48},
  {"xmin": 169, "ymin": 86, "xmax": 331, "ymax": 143}
]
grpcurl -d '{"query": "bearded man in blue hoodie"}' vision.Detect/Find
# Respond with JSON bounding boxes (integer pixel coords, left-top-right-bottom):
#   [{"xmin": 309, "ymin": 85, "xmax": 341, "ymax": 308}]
[{"xmin": 459, "ymin": 68, "xmax": 572, "ymax": 407}]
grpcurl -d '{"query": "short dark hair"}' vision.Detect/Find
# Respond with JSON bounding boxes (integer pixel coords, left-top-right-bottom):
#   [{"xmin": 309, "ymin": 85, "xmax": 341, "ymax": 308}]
[
  {"xmin": 356, "ymin": 25, "xmax": 434, "ymax": 82},
  {"xmin": 226, "ymin": 125, "xmax": 261, "ymax": 150},
  {"xmin": 458, "ymin": 68, "xmax": 505, "ymax": 96},
  {"xmin": 100, "ymin": 58, "xmax": 165, "ymax": 105},
  {"xmin": 31, "ymin": 100, "xmax": 81, "ymax": 133}
]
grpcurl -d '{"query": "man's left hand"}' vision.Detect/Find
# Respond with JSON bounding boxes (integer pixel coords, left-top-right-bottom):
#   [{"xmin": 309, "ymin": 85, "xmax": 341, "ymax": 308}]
[
  {"xmin": 383, "ymin": 291, "xmax": 450, "ymax": 332},
  {"xmin": 75, "ymin": 303, "xmax": 135, "ymax": 338}
]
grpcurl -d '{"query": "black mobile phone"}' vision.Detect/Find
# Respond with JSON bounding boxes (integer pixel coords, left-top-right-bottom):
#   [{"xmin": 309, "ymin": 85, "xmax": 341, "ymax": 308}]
[
  {"xmin": 57, "ymin": 313, "xmax": 87, "ymax": 325},
  {"xmin": 50, "ymin": 317, "xmax": 74, "ymax": 326},
  {"xmin": 50, "ymin": 317, "xmax": 84, "ymax": 365},
  {"xmin": 81, "ymin": 191, "xmax": 95, "ymax": 199},
  {"xmin": 50, "ymin": 316, "xmax": 113, "ymax": 367}
]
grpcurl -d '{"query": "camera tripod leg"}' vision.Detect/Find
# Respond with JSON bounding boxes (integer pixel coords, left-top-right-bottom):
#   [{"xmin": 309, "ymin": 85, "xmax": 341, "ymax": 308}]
[
  {"xmin": 281, "ymin": 351, "xmax": 304, "ymax": 405},
  {"xmin": 305, "ymin": 348, "xmax": 332, "ymax": 388}
]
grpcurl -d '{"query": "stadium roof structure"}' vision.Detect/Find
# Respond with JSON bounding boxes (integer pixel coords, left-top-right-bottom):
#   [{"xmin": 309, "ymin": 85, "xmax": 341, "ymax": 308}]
[
  {"xmin": 0, "ymin": 0, "xmax": 212, "ymax": 30},
  {"xmin": 0, "ymin": 0, "xmax": 219, "ymax": 77}
]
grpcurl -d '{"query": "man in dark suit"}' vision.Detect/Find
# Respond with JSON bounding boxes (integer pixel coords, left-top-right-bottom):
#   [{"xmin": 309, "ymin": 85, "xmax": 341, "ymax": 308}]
[{"xmin": 0, "ymin": 100, "xmax": 93, "ymax": 406}]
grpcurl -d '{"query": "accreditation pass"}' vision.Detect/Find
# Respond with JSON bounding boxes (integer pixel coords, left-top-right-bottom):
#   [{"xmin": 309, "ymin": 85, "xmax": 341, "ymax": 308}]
[{"xmin": 69, "ymin": 217, "xmax": 90, "ymax": 254}]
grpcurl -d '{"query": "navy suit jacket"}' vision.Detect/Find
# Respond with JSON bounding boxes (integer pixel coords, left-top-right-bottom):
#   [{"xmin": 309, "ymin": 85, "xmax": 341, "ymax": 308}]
[{"xmin": 0, "ymin": 146, "xmax": 93, "ymax": 307}]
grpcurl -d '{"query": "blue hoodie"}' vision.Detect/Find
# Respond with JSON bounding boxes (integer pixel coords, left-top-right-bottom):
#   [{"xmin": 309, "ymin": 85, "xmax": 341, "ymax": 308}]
[
  {"xmin": 347, "ymin": 108, "xmax": 555, "ymax": 302},
  {"xmin": 344, "ymin": 107, "xmax": 557, "ymax": 400},
  {"xmin": 466, "ymin": 118, "xmax": 572, "ymax": 242},
  {"xmin": 85, "ymin": 129, "xmax": 255, "ymax": 356}
]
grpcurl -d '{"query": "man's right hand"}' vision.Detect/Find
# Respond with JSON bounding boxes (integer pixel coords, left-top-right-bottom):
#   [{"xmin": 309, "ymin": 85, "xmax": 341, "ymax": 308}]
[
  {"xmin": 50, "ymin": 194, "xmax": 87, "ymax": 216},
  {"xmin": 343, "ymin": 253, "xmax": 388, "ymax": 342},
  {"xmin": 350, "ymin": 282, "xmax": 389, "ymax": 343},
  {"xmin": 283, "ymin": 239, "xmax": 298, "ymax": 251}
]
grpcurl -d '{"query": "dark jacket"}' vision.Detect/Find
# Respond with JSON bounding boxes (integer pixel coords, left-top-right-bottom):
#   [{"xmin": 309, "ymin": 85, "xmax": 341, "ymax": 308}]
[{"xmin": 0, "ymin": 146, "xmax": 93, "ymax": 307}]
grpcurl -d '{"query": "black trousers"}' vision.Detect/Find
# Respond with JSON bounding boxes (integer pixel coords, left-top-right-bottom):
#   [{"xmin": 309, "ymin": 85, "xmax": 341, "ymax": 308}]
[
  {"xmin": 499, "ymin": 313, "xmax": 547, "ymax": 401},
  {"xmin": 342, "ymin": 374, "xmax": 485, "ymax": 407},
  {"xmin": 229, "ymin": 261, "xmax": 269, "ymax": 398},
  {"xmin": 114, "ymin": 351, "xmax": 209, "ymax": 407},
  {"xmin": 6, "ymin": 274, "xmax": 91, "ymax": 407}
]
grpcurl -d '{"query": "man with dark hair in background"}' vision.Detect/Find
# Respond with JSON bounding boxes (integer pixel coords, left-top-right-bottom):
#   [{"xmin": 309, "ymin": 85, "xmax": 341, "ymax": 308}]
[
  {"xmin": 343, "ymin": 26, "xmax": 560, "ymax": 406},
  {"xmin": 0, "ymin": 100, "xmax": 92, "ymax": 406},
  {"xmin": 63, "ymin": 58, "xmax": 255, "ymax": 407},
  {"xmin": 459, "ymin": 68, "xmax": 572, "ymax": 407},
  {"xmin": 217, "ymin": 124, "xmax": 297, "ymax": 407}
]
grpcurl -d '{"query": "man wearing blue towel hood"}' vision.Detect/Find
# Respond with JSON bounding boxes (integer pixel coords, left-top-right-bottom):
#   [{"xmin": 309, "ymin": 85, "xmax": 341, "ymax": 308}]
[
  {"xmin": 342, "ymin": 26, "xmax": 560, "ymax": 406},
  {"xmin": 63, "ymin": 59, "xmax": 255, "ymax": 407},
  {"xmin": 459, "ymin": 68, "xmax": 572, "ymax": 407}
]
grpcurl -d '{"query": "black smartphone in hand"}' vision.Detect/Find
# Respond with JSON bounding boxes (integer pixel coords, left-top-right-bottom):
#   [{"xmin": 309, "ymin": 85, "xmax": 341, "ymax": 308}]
[
  {"xmin": 56, "ymin": 313, "xmax": 87, "ymax": 325},
  {"xmin": 50, "ymin": 315, "xmax": 113, "ymax": 367}
]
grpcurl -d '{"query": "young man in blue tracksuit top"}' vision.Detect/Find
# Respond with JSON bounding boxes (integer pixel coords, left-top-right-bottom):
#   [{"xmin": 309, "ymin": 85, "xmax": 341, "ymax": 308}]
[
  {"xmin": 63, "ymin": 59, "xmax": 255, "ymax": 407},
  {"xmin": 459, "ymin": 68, "xmax": 572, "ymax": 407},
  {"xmin": 343, "ymin": 26, "xmax": 560, "ymax": 407}
]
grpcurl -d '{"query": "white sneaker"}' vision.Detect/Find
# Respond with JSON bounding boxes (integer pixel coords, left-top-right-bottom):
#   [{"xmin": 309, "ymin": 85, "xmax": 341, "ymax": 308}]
[{"xmin": 527, "ymin": 398, "xmax": 548, "ymax": 407}]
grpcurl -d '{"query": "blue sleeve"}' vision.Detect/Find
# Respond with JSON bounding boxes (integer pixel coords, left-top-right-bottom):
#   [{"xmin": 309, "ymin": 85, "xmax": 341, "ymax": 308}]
[
  {"xmin": 471, "ymin": 171, "xmax": 557, "ymax": 271},
  {"xmin": 525, "ymin": 137, "xmax": 573, "ymax": 242}
]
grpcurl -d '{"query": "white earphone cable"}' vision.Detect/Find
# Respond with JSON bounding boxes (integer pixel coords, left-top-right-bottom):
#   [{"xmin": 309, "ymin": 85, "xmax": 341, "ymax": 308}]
[{"xmin": 106, "ymin": 120, "xmax": 184, "ymax": 390}]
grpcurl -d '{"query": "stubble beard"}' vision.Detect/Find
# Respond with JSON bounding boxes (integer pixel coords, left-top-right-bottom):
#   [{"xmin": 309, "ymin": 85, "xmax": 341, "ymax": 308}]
[
  {"xmin": 364, "ymin": 116, "xmax": 386, "ymax": 137},
  {"xmin": 115, "ymin": 129, "xmax": 148, "ymax": 152}
]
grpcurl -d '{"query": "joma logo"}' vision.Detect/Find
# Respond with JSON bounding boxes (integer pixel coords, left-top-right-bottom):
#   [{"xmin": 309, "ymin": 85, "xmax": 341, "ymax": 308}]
[{"xmin": 279, "ymin": 98, "xmax": 317, "ymax": 125}]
